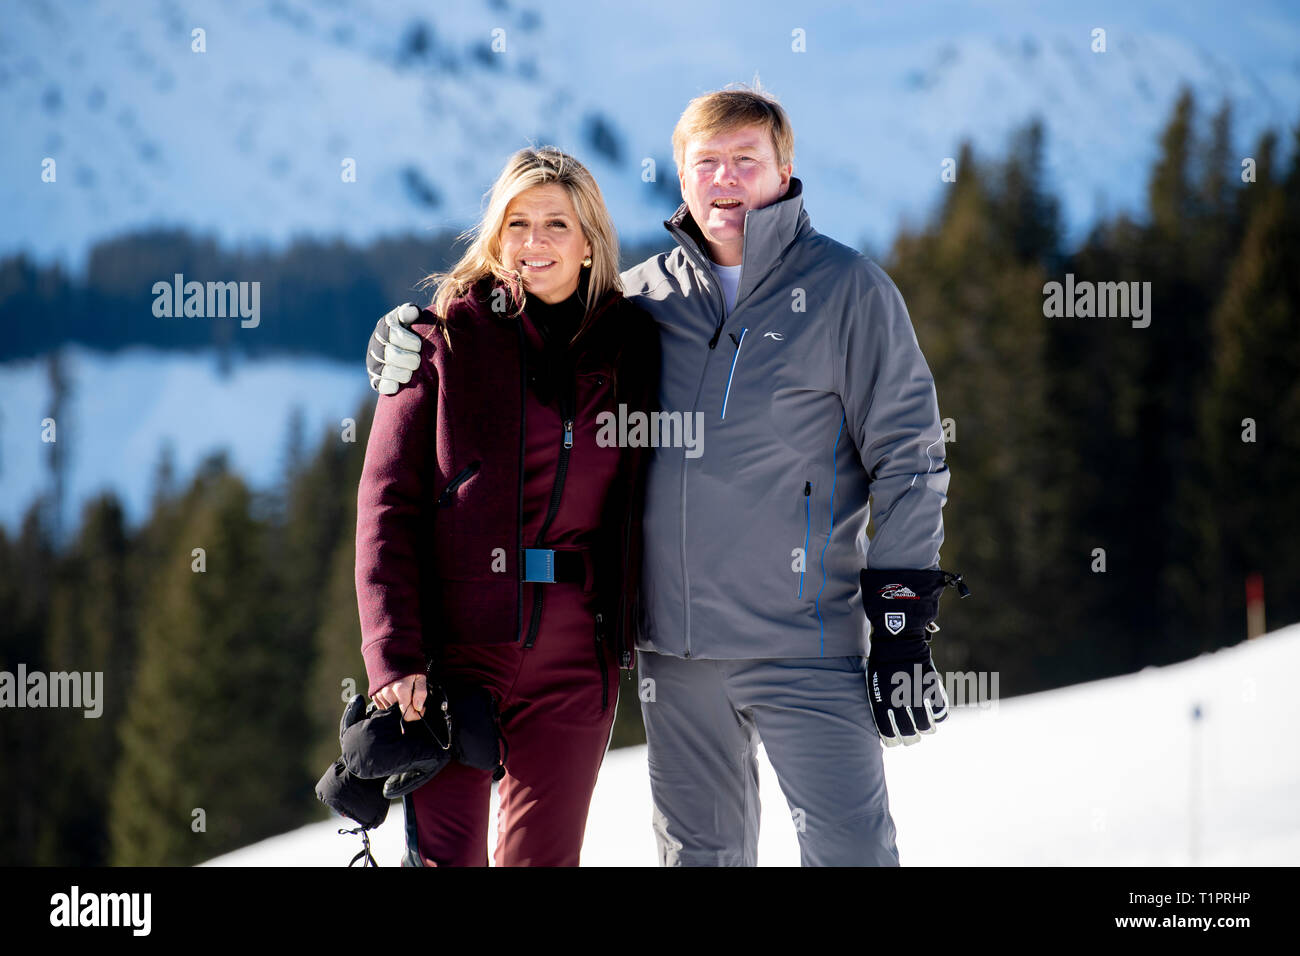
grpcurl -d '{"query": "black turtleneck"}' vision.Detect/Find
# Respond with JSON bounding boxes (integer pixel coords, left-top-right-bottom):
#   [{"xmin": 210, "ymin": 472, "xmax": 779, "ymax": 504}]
[
  {"xmin": 523, "ymin": 285, "xmax": 587, "ymax": 409},
  {"xmin": 525, "ymin": 286, "xmax": 585, "ymax": 351}
]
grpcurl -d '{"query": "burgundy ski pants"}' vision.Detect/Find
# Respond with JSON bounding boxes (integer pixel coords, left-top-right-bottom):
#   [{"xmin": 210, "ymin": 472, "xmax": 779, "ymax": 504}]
[{"xmin": 401, "ymin": 579, "xmax": 618, "ymax": 866}]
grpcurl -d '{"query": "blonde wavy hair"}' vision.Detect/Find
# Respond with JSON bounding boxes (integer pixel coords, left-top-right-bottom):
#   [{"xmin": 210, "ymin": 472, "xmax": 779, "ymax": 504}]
[{"xmin": 419, "ymin": 146, "xmax": 621, "ymax": 345}]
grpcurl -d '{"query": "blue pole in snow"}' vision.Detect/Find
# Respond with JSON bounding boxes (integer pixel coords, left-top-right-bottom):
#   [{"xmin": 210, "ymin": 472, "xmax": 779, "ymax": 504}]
[{"xmin": 1190, "ymin": 703, "xmax": 1203, "ymax": 864}]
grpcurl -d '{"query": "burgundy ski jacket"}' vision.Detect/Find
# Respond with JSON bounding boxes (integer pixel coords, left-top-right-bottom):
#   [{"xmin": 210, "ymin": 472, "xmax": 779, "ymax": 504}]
[{"xmin": 356, "ymin": 277, "xmax": 660, "ymax": 697}]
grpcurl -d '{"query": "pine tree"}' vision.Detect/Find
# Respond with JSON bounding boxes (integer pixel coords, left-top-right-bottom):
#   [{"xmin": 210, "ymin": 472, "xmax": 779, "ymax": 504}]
[
  {"xmin": 108, "ymin": 459, "xmax": 307, "ymax": 864},
  {"xmin": 38, "ymin": 493, "xmax": 133, "ymax": 865},
  {"xmin": 1048, "ymin": 211, "xmax": 1152, "ymax": 677},
  {"xmin": 1148, "ymin": 87, "xmax": 1197, "ymax": 257},
  {"xmin": 995, "ymin": 117, "xmax": 1062, "ymax": 269},
  {"xmin": 887, "ymin": 130, "xmax": 1063, "ymax": 692},
  {"xmin": 306, "ymin": 529, "xmax": 368, "ymax": 782},
  {"xmin": 1198, "ymin": 118, "xmax": 1300, "ymax": 642},
  {"xmin": 0, "ymin": 503, "xmax": 57, "ymax": 864},
  {"xmin": 305, "ymin": 398, "xmax": 375, "ymax": 783},
  {"xmin": 1238, "ymin": 128, "xmax": 1279, "ymax": 225}
]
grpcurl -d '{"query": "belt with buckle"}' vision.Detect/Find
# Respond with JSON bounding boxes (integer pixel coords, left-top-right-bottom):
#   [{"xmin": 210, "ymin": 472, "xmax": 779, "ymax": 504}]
[{"xmin": 521, "ymin": 548, "xmax": 592, "ymax": 588}]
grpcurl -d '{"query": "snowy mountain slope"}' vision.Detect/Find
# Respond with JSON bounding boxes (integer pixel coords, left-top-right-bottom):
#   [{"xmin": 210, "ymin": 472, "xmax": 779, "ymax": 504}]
[
  {"xmin": 0, "ymin": 345, "xmax": 369, "ymax": 533},
  {"xmin": 205, "ymin": 622, "xmax": 1300, "ymax": 866},
  {"xmin": 2, "ymin": 0, "xmax": 1297, "ymax": 268},
  {"xmin": 0, "ymin": 0, "xmax": 672, "ymax": 265}
]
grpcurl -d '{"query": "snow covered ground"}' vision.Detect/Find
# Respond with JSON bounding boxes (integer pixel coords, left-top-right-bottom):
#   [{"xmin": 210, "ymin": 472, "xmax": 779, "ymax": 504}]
[
  {"xmin": 205, "ymin": 623, "xmax": 1300, "ymax": 867},
  {"xmin": 0, "ymin": 345, "xmax": 369, "ymax": 534}
]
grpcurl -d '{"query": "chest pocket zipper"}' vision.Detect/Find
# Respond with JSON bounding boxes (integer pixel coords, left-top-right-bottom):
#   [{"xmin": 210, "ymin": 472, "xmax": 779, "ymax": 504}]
[
  {"xmin": 578, "ymin": 367, "xmax": 617, "ymax": 418},
  {"xmin": 720, "ymin": 327, "xmax": 748, "ymax": 420},
  {"xmin": 799, "ymin": 481, "xmax": 811, "ymax": 598},
  {"xmin": 438, "ymin": 461, "xmax": 481, "ymax": 506}
]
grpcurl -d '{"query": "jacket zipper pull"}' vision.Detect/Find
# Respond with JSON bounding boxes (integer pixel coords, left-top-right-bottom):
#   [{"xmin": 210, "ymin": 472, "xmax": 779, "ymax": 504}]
[
  {"xmin": 563, "ymin": 419, "xmax": 574, "ymax": 449},
  {"xmin": 943, "ymin": 570, "xmax": 971, "ymax": 598},
  {"xmin": 804, "ymin": 481, "xmax": 811, "ymax": 496},
  {"xmin": 708, "ymin": 309, "xmax": 725, "ymax": 349}
]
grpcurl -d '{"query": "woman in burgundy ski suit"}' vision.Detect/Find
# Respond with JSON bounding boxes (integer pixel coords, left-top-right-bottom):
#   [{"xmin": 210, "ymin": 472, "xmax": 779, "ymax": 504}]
[{"xmin": 354, "ymin": 148, "xmax": 659, "ymax": 866}]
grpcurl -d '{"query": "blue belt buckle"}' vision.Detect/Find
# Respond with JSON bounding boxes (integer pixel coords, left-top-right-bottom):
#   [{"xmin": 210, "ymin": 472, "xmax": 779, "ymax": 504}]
[{"xmin": 523, "ymin": 548, "xmax": 555, "ymax": 583}]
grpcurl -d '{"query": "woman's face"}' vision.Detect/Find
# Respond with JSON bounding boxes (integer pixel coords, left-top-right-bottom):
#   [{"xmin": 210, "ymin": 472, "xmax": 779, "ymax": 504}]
[{"xmin": 498, "ymin": 183, "xmax": 592, "ymax": 304}]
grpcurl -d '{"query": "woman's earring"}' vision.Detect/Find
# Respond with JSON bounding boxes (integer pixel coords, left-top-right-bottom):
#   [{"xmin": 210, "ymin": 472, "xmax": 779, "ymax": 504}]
[{"xmin": 581, "ymin": 255, "xmax": 592, "ymax": 268}]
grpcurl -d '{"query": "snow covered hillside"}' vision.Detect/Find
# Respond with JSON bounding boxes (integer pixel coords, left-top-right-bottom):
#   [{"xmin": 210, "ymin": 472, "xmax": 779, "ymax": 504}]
[
  {"xmin": 206, "ymin": 623, "xmax": 1300, "ymax": 867},
  {"xmin": 0, "ymin": 345, "xmax": 368, "ymax": 533},
  {"xmin": 2, "ymin": 0, "xmax": 1297, "ymax": 268}
]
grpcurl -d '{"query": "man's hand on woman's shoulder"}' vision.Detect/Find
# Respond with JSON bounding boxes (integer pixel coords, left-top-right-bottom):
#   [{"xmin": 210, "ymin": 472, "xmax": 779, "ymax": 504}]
[{"xmin": 367, "ymin": 303, "xmax": 423, "ymax": 394}]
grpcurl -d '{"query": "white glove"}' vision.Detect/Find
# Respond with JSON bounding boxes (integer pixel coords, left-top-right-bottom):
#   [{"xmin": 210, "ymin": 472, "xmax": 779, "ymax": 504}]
[{"xmin": 366, "ymin": 303, "xmax": 423, "ymax": 395}]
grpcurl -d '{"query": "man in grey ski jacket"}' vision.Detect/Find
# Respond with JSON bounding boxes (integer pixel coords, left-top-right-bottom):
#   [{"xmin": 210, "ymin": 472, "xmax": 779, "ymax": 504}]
[
  {"xmin": 624, "ymin": 156, "xmax": 948, "ymax": 664},
  {"xmin": 366, "ymin": 86, "xmax": 968, "ymax": 866}
]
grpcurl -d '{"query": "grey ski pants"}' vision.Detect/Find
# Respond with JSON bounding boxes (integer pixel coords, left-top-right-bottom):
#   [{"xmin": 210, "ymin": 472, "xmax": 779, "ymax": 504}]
[{"xmin": 639, "ymin": 650, "xmax": 901, "ymax": 866}]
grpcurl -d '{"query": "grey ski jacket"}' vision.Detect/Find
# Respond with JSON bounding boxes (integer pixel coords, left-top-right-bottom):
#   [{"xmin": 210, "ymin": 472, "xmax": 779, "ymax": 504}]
[{"xmin": 619, "ymin": 177, "xmax": 949, "ymax": 661}]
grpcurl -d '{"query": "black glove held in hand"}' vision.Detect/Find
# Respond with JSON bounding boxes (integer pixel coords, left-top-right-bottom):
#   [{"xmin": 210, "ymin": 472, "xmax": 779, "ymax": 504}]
[
  {"xmin": 861, "ymin": 568, "xmax": 970, "ymax": 747},
  {"xmin": 381, "ymin": 681, "xmax": 508, "ymax": 797},
  {"xmin": 315, "ymin": 694, "xmax": 391, "ymax": 830}
]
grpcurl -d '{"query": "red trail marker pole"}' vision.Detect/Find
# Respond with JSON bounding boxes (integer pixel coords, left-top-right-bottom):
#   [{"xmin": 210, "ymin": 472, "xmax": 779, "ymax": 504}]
[{"xmin": 1245, "ymin": 573, "xmax": 1265, "ymax": 640}]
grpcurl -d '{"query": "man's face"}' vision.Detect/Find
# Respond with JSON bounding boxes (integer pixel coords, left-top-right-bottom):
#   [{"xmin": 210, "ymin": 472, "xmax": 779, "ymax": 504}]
[{"xmin": 678, "ymin": 123, "xmax": 792, "ymax": 266}]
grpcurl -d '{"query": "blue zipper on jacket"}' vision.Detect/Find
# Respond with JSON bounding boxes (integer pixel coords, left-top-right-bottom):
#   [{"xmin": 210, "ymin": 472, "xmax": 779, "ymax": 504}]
[
  {"xmin": 720, "ymin": 327, "xmax": 747, "ymax": 420},
  {"xmin": 799, "ymin": 481, "xmax": 810, "ymax": 598},
  {"xmin": 815, "ymin": 414, "xmax": 846, "ymax": 656}
]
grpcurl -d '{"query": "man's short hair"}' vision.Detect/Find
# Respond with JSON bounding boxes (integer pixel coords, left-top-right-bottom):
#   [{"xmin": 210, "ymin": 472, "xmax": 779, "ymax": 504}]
[{"xmin": 672, "ymin": 82, "xmax": 795, "ymax": 173}]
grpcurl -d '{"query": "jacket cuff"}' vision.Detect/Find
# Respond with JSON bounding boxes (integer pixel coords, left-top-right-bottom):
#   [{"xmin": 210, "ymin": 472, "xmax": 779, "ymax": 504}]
[
  {"xmin": 860, "ymin": 568, "xmax": 967, "ymax": 640},
  {"xmin": 362, "ymin": 641, "xmax": 428, "ymax": 699}
]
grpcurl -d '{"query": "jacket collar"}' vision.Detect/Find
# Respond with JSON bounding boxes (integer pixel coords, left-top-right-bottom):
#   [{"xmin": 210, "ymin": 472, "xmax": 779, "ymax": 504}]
[
  {"xmin": 470, "ymin": 273, "xmax": 623, "ymax": 356},
  {"xmin": 474, "ymin": 271, "xmax": 621, "ymax": 322},
  {"xmin": 664, "ymin": 176, "xmax": 812, "ymax": 303}
]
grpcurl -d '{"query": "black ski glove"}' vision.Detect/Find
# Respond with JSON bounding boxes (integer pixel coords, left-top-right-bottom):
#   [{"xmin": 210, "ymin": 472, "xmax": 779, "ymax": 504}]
[
  {"xmin": 316, "ymin": 757, "xmax": 389, "ymax": 831},
  {"xmin": 445, "ymin": 682, "xmax": 508, "ymax": 780},
  {"xmin": 315, "ymin": 694, "xmax": 390, "ymax": 830},
  {"xmin": 861, "ymin": 568, "xmax": 970, "ymax": 748},
  {"xmin": 380, "ymin": 676, "xmax": 455, "ymax": 798},
  {"xmin": 341, "ymin": 693, "xmax": 454, "ymax": 785},
  {"xmin": 380, "ymin": 680, "xmax": 508, "ymax": 797}
]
